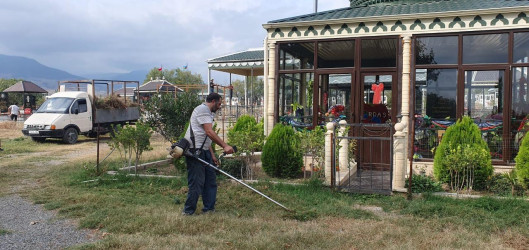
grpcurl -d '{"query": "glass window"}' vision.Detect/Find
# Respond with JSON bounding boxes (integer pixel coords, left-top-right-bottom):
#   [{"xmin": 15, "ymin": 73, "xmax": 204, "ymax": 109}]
[
  {"xmin": 514, "ymin": 32, "xmax": 529, "ymax": 63},
  {"xmin": 464, "ymin": 70, "xmax": 504, "ymax": 160},
  {"xmin": 415, "ymin": 36, "xmax": 458, "ymax": 65},
  {"xmin": 318, "ymin": 73, "xmax": 352, "ymax": 124},
  {"xmin": 413, "ymin": 69, "xmax": 457, "ymax": 159},
  {"xmin": 361, "ymin": 39, "xmax": 397, "ymax": 67},
  {"xmin": 464, "ymin": 70, "xmax": 503, "ymax": 119},
  {"xmin": 78, "ymin": 99, "xmax": 87, "ymax": 113},
  {"xmin": 511, "ymin": 67, "xmax": 529, "ymax": 161},
  {"xmin": 278, "ymin": 73, "xmax": 314, "ymax": 125},
  {"xmin": 317, "ymin": 40, "xmax": 355, "ymax": 68},
  {"xmin": 415, "ymin": 69, "xmax": 458, "ymax": 119},
  {"xmin": 463, "ymin": 33, "xmax": 508, "ymax": 64},
  {"xmin": 279, "ymin": 43, "xmax": 315, "ymax": 70}
]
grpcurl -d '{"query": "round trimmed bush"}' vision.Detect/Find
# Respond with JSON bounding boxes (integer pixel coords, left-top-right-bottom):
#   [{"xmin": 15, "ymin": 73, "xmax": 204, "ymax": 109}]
[
  {"xmin": 433, "ymin": 116, "xmax": 493, "ymax": 190},
  {"xmin": 227, "ymin": 115, "xmax": 257, "ymax": 143},
  {"xmin": 261, "ymin": 123, "xmax": 303, "ymax": 178}
]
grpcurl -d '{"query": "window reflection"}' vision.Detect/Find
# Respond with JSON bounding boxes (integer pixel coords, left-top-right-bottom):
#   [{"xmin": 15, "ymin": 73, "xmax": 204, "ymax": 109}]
[
  {"xmin": 415, "ymin": 69, "xmax": 457, "ymax": 119},
  {"xmin": 414, "ymin": 69, "xmax": 457, "ymax": 159},
  {"xmin": 514, "ymin": 32, "xmax": 529, "ymax": 63},
  {"xmin": 512, "ymin": 67, "xmax": 529, "ymax": 160},
  {"xmin": 415, "ymin": 36, "xmax": 458, "ymax": 65},
  {"xmin": 464, "ymin": 70, "xmax": 504, "ymax": 160},
  {"xmin": 463, "ymin": 34, "xmax": 508, "ymax": 64},
  {"xmin": 279, "ymin": 73, "xmax": 314, "ymax": 126}
]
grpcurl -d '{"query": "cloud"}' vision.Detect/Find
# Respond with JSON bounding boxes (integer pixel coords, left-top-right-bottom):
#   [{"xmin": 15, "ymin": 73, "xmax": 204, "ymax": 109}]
[{"xmin": 0, "ymin": 0, "xmax": 350, "ymax": 78}]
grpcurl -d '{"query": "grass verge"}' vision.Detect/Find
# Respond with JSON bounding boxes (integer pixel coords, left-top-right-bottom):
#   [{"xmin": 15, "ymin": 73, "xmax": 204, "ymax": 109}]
[{"xmin": 27, "ymin": 159, "xmax": 529, "ymax": 249}]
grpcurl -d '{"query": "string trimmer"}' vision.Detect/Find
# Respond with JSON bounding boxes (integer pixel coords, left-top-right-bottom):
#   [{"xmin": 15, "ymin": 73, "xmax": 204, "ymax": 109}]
[{"xmin": 169, "ymin": 139, "xmax": 290, "ymax": 211}]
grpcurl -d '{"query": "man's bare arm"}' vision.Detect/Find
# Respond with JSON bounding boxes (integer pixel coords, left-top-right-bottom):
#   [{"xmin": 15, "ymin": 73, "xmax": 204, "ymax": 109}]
[{"xmin": 203, "ymin": 123, "xmax": 234, "ymax": 154}]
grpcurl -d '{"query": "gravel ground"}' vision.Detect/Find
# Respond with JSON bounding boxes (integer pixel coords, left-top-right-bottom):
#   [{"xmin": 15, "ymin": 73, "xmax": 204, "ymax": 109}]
[{"xmin": 0, "ymin": 195, "xmax": 97, "ymax": 249}]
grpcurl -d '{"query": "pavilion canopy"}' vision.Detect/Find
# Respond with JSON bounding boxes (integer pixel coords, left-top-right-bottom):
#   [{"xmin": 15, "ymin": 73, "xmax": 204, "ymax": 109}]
[
  {"xmin": 207, "ymin": 48, "xmax": 264, "ymax": 76},
  {"xmin": 2, "ymin": 80, "xmax": 48, "ymax": 93}
]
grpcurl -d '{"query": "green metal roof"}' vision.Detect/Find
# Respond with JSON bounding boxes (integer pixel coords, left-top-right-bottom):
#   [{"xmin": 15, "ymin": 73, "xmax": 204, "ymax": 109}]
[
  {"xmin": 207, "ymin": 49, "xmax": 264, "ymax": 63},
  {"xmin": 350, "ymin": 0, "xmax": 440, "ymax": 8},
  {"xmin": 268, "ymin": 0, "xmax": 529, "ymax": 24},
  {"xmin": 207, "ymin": 49, "xmax": 264, "ymax": 76}
]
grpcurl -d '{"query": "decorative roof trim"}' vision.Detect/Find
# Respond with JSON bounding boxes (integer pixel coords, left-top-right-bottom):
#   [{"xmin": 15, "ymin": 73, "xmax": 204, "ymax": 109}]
[
  {"xmin": 266, "ymin": 11, "xmax": 529, "ymax": 40},
  {"xmin": 262, "ymin": 6, "xmax": 529, "ymax": 29},
  {"xmin": 208, "ymin": 61, "xmax": 264, "ymax": 69}
]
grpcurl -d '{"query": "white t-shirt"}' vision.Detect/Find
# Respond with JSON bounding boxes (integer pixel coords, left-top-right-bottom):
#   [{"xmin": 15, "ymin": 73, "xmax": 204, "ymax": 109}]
[
  {"xmin": 184, "ymin": 103, "xmax": 214, "ymax": 150},
  {"xmin": 9, "ymin": 105, "xmax": 19, "ymax": 115}
]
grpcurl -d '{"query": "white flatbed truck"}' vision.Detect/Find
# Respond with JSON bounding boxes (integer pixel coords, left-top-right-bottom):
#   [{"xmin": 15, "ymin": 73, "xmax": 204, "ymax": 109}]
[{"xmin": 22, "ymin": 80, "xmax": 140, "ymax": 144}]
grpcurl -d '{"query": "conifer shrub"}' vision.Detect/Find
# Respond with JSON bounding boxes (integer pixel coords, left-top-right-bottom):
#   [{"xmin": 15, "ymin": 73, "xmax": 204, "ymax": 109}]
[
  {"xmin": 515, "ymin": 133, "xmax": 529, "ymax": 188},
  {"xmin": 433, "ymin": 116, "xmax": 493, "ymax": 191},
  {"xmin": 262, "ymin": 123, "xmax": 303, "ymax": 178}
]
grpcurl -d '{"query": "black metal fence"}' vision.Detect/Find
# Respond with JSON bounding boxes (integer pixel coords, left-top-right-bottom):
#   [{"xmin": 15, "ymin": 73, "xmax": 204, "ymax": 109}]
[{"xmin": 216, "ymin": 105, "xmax": 264, "ymax": 124}]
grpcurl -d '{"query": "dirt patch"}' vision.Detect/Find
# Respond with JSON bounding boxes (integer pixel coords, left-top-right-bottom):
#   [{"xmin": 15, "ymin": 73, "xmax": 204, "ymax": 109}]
[{"xmin": 0, "ymin": 121, "xmax": 24, "ymax": 140}]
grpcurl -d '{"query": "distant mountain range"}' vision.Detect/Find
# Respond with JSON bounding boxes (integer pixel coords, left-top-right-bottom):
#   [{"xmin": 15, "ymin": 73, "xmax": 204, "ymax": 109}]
[{"xmin": 0, "ymin": 54, "xmax": 148, "ymax": 90}]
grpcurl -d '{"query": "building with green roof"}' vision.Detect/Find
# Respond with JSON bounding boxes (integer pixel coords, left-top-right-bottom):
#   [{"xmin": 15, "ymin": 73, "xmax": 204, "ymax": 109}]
[{"xmin": 261, "ymin": 0, "xmax": 529, "ymax": 192}]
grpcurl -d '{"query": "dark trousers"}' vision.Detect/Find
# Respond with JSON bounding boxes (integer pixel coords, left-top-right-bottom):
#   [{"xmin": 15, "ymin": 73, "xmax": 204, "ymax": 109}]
[
  {"xmin": 10, "ymin": 114, "xmax": 17, "ymax": 122},
  {"xmin": 183, "ymin": 150, "xmax": 217, "ymax": 214}
]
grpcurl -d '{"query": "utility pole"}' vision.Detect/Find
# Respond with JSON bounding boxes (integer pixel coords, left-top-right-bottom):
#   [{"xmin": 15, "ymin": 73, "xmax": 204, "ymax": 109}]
[{"xmin": 314, "ymin": 0, "xmax": 318, "ymax": 13}]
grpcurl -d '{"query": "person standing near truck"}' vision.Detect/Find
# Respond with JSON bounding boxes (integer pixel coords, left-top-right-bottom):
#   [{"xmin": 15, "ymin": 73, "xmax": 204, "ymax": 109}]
[
  {"xmin": 8, "ymin": 104, "xmax": 19, "ymax": 121},
  {"xmin": 182, "ymin": 92, "xmax": 234, "ymax": 215}
]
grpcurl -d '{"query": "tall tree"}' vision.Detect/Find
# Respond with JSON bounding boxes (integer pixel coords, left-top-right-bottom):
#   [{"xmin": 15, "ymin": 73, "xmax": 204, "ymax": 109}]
[
  {"xmin": 0, "ymin": 79, "xmax": 24, "ymax": 111},
  {"xmin": 0, "ymin": 78, "xmax": 20, "ymax": 92},
  {"xmin": 144, "ymin": 67, "xmax": 204, "ymax": 85}
]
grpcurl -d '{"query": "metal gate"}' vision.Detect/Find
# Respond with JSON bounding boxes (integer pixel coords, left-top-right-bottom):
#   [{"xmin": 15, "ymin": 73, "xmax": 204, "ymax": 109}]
[{"xmin": 332, "ymin": 123, "xmax": 393, "ymax": 195}]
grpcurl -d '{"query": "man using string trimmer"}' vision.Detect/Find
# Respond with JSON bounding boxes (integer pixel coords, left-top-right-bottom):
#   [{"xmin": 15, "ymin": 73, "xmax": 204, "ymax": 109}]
[
  {"xmin": 169, "ymin": 93, "xmax": 290, "ymax": 214},
  {"xmin": 179, "ymin": 93, "xmax": 234, "ymax": 215}
]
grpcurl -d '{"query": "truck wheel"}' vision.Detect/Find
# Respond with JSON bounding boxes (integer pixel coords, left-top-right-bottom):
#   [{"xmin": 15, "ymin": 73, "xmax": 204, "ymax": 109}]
[
  {"xmin": 63, "ymin": 128, "xmax": 78, "ymax": 144},
  {"xmin": 31, "ymin": 137, "xmax": 46, "ymax": 143}
]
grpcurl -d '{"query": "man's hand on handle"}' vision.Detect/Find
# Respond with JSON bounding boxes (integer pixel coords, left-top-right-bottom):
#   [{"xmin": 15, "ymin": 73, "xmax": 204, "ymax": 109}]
[{"xmin": 223, "ymin": 145, "xmax": 234, "ymax": 155}]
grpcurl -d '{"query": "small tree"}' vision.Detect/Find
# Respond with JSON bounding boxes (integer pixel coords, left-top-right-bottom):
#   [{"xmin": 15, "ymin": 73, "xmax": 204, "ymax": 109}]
[
  {"xmin": 227, "ymin": 116, "xmax": 264, "ymax": 179},
  {"xmin": 515, "ymin": 133, "xmax": 529, "ymax": 188},
  {"xmin": 109, "ymin": 122, "xmax": 153, "ymax": 174},
  {"xmin": 262, "ymin": 123, "xmax": 303, "ymax": 178},
  {"xmin": 141, "ymin": 92, "xmax": 201, "ymax": 142},
  {"xmin": 433, "ymin": 116, "xmax": 493, "ymax": 191},
  {"xmin": 298, "ymin": 126, "xmax": 326, "ymax": 177}
]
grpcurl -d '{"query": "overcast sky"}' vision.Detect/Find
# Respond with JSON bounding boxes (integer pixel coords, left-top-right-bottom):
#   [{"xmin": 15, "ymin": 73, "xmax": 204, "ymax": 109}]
[{"xmin": 0, "ymin": 0, "xmax": 349, "ymax": 84}]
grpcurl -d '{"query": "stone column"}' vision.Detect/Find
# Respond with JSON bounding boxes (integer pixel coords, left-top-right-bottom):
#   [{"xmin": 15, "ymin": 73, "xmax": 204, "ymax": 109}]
[
  {"xmin": 266, "ymin": 42, "xmax": 276, "ymax": 136},
  {"xmin": 393, "ymin": 35, "xmax": 412, "ymax": 191},
  {"xmin": 263, "ymin": 37, "xmax": 269, "ymax": 135},
  {"xmin": 338, "ymin": 120, "xmax": 348, "ymax": 173},
  {"xmin": 324, "ymin": 122, "xmax": 335, "ymax": 185}
]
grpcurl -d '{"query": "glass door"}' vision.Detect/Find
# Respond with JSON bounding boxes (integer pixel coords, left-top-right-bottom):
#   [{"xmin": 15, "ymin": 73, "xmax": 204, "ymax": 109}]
[
  {"xmin": 360, "ymin": 73, "xmax": 396, "ymax": 124},
  {"xmin": 316, "ymin": 73, "xmax": 353, "ymax": 125}
]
